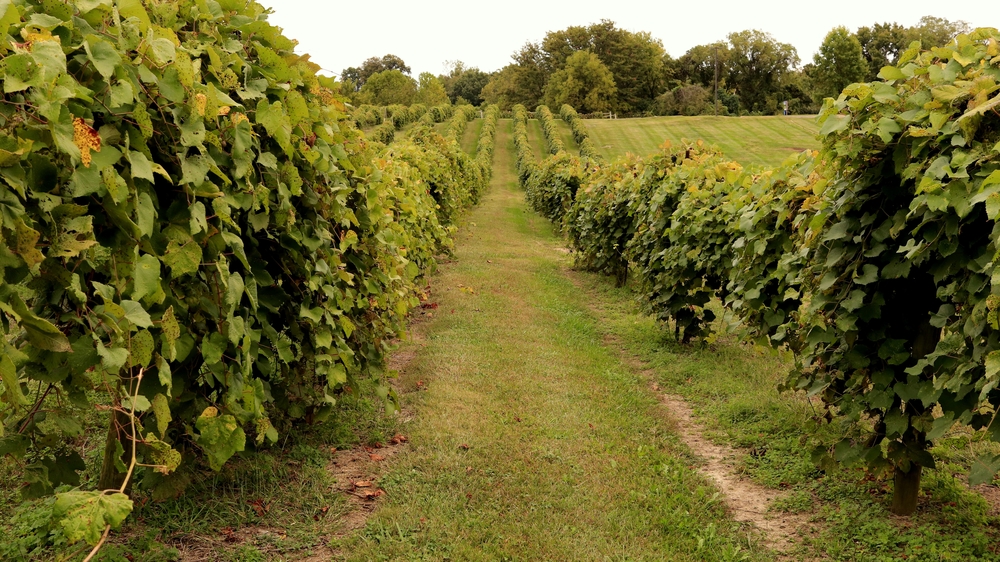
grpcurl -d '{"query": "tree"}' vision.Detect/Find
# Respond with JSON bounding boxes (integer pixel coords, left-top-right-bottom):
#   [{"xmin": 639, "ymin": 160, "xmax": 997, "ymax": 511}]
[
  {"xmin": 676, "ymin": 42, "xmax": 729, "ymax": 89},
  {"xmin": 415, "ymin": 72, "xmax": 449, "ymax": 106},
  {"xmin": 856, "ymin": 22, "xmax": 908, "ymax": 81},
  {"xmin": 357, "ymin": 69, "xmax": 417, "ymax": 106},
  {"xmin": 725, "ymin": 30, "xmax": 799, "ymax": 113},
  {"xmin": 811, "ymin": 26, "xmax": 868, "ymax": 101},
  {"xmin": 543, "ymin": 50, "xmax": 616, "ymax": 113},
  {"xmin": 509, "ymin": 43, "xmax": 549, "ymax": 108},
  {"xmin": 451, "ymin": 68, "xmax": 491, "ymax": 106},
  {"xmin": 481, "ymin": 65, "xmax": 519, "ymax": 110},
  {"xmin": 906, "ymin": 16, "xmax": 971, "ymax": 50},
  {"xmin": 654, "ymin": 84, "xmax": 711, "ymax": 116},
  {"xmin": 341, "ymin": 54, "xmax": 411, "ymax": 91},
  {"xmin": 540, "ymin": 20, "xmax": 668, "ymax": 113}
]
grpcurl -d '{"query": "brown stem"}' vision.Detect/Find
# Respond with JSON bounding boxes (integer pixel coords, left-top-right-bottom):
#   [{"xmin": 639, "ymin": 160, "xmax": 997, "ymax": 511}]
[{"xmin": 891, "ymin": 464, "xmax": 922, "ymax": 516}]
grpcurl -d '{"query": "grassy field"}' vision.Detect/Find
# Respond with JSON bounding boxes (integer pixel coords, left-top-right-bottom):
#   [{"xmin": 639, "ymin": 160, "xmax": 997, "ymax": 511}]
[{"xmin": 583, "ymin": 115, "xmax": 820, "ymax": 167}]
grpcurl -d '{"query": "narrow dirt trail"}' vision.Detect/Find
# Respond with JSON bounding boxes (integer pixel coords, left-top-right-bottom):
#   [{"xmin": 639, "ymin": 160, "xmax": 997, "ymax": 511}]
[{"xmin": 334, "ymin": 121, "xmax": 790, "ymax": 561}]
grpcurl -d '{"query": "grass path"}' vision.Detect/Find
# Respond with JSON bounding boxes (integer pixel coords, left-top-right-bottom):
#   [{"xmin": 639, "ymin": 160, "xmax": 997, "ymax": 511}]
[
  {"xmin": 337, "ymin": 120, "xmax": 770, "ymax": 561},
  {"xmin": 460, "ymin": 118, "xmax": 484, "ymax": 155},
  {"xmin": 526, "ymin": 118, "xmax": 550, "ymax": 160}
]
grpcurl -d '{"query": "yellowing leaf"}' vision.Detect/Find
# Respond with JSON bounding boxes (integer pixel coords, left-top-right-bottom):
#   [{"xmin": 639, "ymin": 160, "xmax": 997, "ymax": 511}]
[
  {"xmin": 72, "ymin": 118, "xmax": 101, "ymax": 168},
  {"xmin": 53, "ymin": 491, "xmax": 133, "ymax": 546}
]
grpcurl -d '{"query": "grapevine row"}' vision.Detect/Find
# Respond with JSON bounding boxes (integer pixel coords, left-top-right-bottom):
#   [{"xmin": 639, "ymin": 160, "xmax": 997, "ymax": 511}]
[
  {"xmin": 560, "ymin": 104, "xmax": 603, "ymax": 162},
  {"xmin": 0, "ymin": 0, "xmax": 488, "ymax": 552},
  {"xmin": 535, "ymin": 105, "xmax": 565, "ymax": 155},
  {"xmin": 526, "ymin": 31, "xmax": 1000, "ymax": 514},
  {"xmin": 511, "ymin": 104, "xmax": 539, "ymax": 186}
]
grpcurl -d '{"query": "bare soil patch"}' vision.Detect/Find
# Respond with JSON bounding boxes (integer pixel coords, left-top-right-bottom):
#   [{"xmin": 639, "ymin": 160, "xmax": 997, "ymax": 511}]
[{"xmin": 656, "ymin": 392, "xmax": 813, "ymax": 555}]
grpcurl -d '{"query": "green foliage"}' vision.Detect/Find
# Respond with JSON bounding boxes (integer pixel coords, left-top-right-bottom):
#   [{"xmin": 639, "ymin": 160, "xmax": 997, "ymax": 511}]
[
  {"xmin": 811, "ymin": 27, "xmax": 869, "ymax": 101},
  {"xmin": 511, "ymin": 105, "xmax": 538, "ymax": 186},
  {"xmin": 341, "ymin": 54, "xmax": 411, "ymax": 92},
  {"xmin": 475, "ymin": 105, "xmax": 500, "ymax": 185},
  {"xmin": 357, "ymin": 69, "xmax": 417, "ymax": 106},
  {"xmin": 528, "ymin": 28, "xmax": 1000, "ymax": 501},
  {"xmin": 53, "ymin": 490, "xmax": 133, "ymax": 546},
  {"xmin": 790, "ymin": 29, "xmax": 1000, "ymax": 483},
  {"xmin": 543, "ymin": 50, "xmax": 617, "ymax": 114},
  {"xmin": 539, "ymin": 20, "xmax": 670, "ymax": 113},
  {"xmin": 559, "ymin": 104, "xmax": 602, "ymax": 162},
  {"xmin": 535, "ymin": 105, "xmax": 564, "ymax": 155},
  {"xmin": 449, "ymin": 67, "xmax": 490, "ymax": 106},
  {"xmin": 446, "ymin": 105, "xmax": 476, "ymax": 142},
  {"xmin": 389, "ymin": 126, "xmax": 486, "ymax": 226},
  {"xmin": 565, "ymin": 154, "xmax": 645, "ymax": 285},
  {"xmin": 415, "ymin": 72, "xmax": 448, "ymax": 106},
  {"xmin": 370, "ymin": 121, "xmax": 395, "ymax": 144},
  {"xmin": 654, "ymin": 84, "xmax": 713, "ymax": 116},
  {"xmin": 525, "ymin": 151, "xmax": 585, "ymax": 226},
  {"xmin": 726, "ymin": 30, "xmax": 800, "ymax": 113},
  {"xmin": 353, "ymin": 104, "xmax": 383, "ymax": 128},
  {"xmin": 0, "ymin": 0, "xmax": 488, "ymax": 553}
]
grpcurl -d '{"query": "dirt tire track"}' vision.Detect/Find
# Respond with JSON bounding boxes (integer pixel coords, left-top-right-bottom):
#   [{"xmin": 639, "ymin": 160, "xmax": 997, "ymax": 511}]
[
  {"xmin": 656, "ymin": 391, "xmax": 813, "ymax": 555},
  {"xmin": 569, "ymin": 268, "xmax": 817, "ymax": 557}
]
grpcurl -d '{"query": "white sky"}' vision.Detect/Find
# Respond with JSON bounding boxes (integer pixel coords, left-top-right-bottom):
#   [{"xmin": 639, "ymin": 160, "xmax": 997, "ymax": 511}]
[{"xmin": 256, "ymin": 0, "xmax": 995, "ymax": 78}]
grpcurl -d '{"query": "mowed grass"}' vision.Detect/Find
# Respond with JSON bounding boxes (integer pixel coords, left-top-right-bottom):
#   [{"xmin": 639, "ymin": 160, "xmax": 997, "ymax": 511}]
[
  {"xmin": 584, "ymin": 115, "xmax": 820, "ymax": 167},
  {"xmin": 339, "ymin": 119, "xmax": 770, "ymax": 561},
  {"xmin": 554, "ymin": 118, "xmax": 579, "ymax": 152},
  {"xmin": 525, "ymin": 118, "xmax": 550, "ymax": 160},
  {"xmin": 460, "ymin": 117, "xmax": 484, "ymax": 155}
]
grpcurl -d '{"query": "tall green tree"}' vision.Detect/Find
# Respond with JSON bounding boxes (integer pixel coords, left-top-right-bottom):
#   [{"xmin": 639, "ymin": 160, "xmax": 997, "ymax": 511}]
[
  {"xmin": 451, "ymin": 68, "xmax": 491, "ymax": 106},
  {"xmin": 481, "ymin": 65, "xmax": 519, "ymax": 110},
  {"xmin": 541, "ymin": 20, "xmax": 668, "ymax": 113},
  {"xmin": 341, "ymin": 54, "xmax": 411, "ymax": 92},
  {"xmin": 357, "ymin": 69, "xmax": 417, "ymax": 106},
  {"xmin": 676, "ymin": 42, "xmax": 729, "ymax": 89},
  {"xmin": 906, "ymin": 15, "xmax": 971, "ymax": 49},
  {"xmin": 415, "ymin": 72, "xmax": 449, "ymax": 106},
  {"xmin": 725, "ymin": 30, "xmax": 800, "ymax": 113},
  {"xmin": 543, "ymin": 50, "xmax": 617, "ymax": 113},
  {"xmin": 811, "ymin": 26, "xmax": 868, "ymax": 101},
  {"xmin": 856, "ymin": 22, "xmax": 908, "ymax": 81}
]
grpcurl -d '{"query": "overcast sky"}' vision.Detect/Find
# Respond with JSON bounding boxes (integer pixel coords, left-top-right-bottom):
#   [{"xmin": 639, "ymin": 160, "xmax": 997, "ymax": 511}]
[{"xmin": 256, "ymin": 0, "xmax": 994, "ymax": 79}]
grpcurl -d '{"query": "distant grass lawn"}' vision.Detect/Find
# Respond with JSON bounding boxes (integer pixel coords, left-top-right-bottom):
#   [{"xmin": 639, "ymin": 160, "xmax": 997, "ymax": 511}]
[{"xmin": 584, "ymin": 115, "xmax": 820, "ymax": 168}]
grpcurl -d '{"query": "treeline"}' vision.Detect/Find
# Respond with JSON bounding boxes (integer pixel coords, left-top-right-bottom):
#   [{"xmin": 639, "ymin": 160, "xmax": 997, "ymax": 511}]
[
  {"xmin": 0, "ymin": 0, "xmax": 497, "ymax": 556},
  {"xmin": 341, "ymin": 16, "xmax": 972, "ymax": 117},
  {"xmin": 519, "ymin": 29, "xmax": 1000, "ymax": 515},
  {"xmin": 341, "ymin": 56, "xmax": 491, "ymax": 108}
]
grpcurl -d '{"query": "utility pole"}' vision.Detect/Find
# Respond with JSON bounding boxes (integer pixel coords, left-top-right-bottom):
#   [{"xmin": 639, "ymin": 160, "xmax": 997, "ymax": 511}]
[{"xmin": 714, "ymin": 44, "xmax": 719, "ymax": 117}]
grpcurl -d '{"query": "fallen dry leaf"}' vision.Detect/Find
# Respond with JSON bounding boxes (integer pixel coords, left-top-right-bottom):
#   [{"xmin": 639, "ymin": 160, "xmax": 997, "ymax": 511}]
[
  {"xmin": 221, "ymin": 527, "xmax": 237, "ymax": 543},
  {"xmin": 354, "ymin": 480, "xmax": 373, "ymax": 488},
  {"xmin": 369, "ymin": 453, "xmax": 385, "ymax": 461},
  {"xmin": 390, "ymin": 434, "xmax": 409, "ymax": 445},
  {"xmin": 313, "ymin": 506, "xmax": 330, "ymax": 520},
  {"xmin": 458, "ymin": 443, "xmax": 470, "ymax": 450},
  {"xmin": 247, "ymin": 499, "xmax": 270, "ymax": 517}
]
